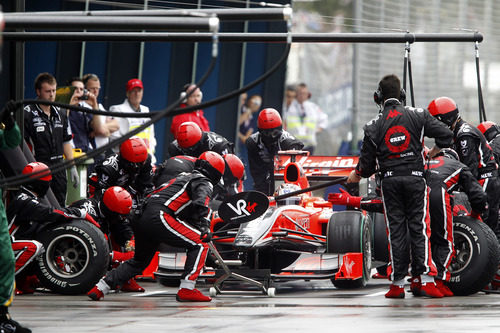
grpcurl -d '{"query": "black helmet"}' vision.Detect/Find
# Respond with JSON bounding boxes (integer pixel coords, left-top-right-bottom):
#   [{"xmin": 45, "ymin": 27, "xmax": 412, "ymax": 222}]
[{"xmin": 195, "ymin": 151, "xmax": 225, "ymax": 184}]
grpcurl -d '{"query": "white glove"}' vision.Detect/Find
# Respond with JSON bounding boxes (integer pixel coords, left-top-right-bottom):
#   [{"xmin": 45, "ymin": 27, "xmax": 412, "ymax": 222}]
[{"xmin": 70, "ymin": 166, "xmax": 79, "ymax": 188}]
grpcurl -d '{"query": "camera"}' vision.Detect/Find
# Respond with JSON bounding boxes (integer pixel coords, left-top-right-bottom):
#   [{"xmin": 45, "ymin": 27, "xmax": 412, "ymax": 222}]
[{"xmin": 78, "ymin": 89, "xmax": 90, "ymax": 100}]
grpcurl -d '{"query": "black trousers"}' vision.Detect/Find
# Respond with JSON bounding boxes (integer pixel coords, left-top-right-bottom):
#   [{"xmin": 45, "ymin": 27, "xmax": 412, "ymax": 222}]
[
  {"xmin": 429, "ymin": 186, "xmax": 454, "ymax": 281},
  {"xmin": 104, "ymin": 208, "xmax": 209, "ymax": 289},
  {"xmin": 381, "ymin": 176, "xmax": 436, "ymax": 281}
]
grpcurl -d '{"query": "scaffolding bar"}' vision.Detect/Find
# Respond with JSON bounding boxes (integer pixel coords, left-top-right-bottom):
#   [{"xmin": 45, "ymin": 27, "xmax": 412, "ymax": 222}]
[
  {"xmin": 3, "ymin": 32, "xmax": 483, "ymax": 43},
  {"xmin": 4, "ymin": 15, "xmax": 219, "ymax": 32},
  {"xmin": 4, "ymin": 8, "xmax": 292, "ymax": 22}
]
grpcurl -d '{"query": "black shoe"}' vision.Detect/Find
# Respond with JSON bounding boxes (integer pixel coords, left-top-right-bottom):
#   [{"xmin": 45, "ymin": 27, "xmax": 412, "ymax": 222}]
[{"xmin": 0, "ymin": 318, "xmax": 32, "ymax": 333}]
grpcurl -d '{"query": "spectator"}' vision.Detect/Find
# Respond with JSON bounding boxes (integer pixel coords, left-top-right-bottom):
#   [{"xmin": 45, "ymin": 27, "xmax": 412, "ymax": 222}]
[
  {"xmin": 24, "ymin": 72, "xmax": 78, "ymax": 206},
  {"xmin": 246, "ymin": 108, "xmax": 304, "ymax": 195},
  {"xmin": 170, "ymin": 83, "xmax": 210, "ymax": 137},
  {"xmin": 285, "ymin": 83, "xmax": 327, "ymax": 155},
  {"xmin": 82, "ymin": 73, "xmax": 119, "ymax": 159},
  {"xmin": 283, "ymin": 84, "xmax": 296, "ymax": 113},
  {"xmin": 109, "ymin": 79, "xmax": 156, "ymax": 163},
  {"xmin": 347, "ymin": 74, "xmax": 453, "ymax": 298},
  {"xmin": 0, "ymin": 102, "xmax": 31, "ymax": 332},
  {"xmin": 67, "ymin": 77, "xmax": 97, "ymax": 153}
]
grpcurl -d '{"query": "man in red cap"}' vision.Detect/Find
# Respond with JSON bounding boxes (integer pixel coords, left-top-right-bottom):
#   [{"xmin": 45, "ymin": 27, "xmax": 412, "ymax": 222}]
[{"xmin": 109, "ymin": 78, "xmax": 157, "ymax": 163}]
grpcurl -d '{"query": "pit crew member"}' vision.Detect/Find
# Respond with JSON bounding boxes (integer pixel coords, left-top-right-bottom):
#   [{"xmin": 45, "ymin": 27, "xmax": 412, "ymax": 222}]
[
  {"xmin": 88, "ymin": 151, "xmax": 225, "ymax": 302},
  {"xmin": 347, "ymin": 74, "xmax": 453, "ymax": 298},
  {"xmin": 246, "ymin": 108, "xmax": 304, "ymax": 195}
]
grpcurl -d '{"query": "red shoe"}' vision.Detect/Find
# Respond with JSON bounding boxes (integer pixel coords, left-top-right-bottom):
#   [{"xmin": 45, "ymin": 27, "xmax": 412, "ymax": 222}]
[
  {"xmin": 371, "ymin": 272, "xmax": 387, "ymax": 279},
  {"xmin": 420, "ymin": 282, "xmax": 444, "ymax": 298},
  {"xmin": 409, "ymin": 276, "xmax": 422, "ymax": 297},
  {"xmin": 435, "ymin": 279, "xmax": 454, "ymax": 297},
  {"xmin": 15, "ymin": 275, "xmax": 39, "ymax": 295},
  {"xmin": 176, "ymin": 288, "xmax": 212, "ymax": 302},
  {"xmin": 385, "ymin": 285, "xmax": 405, "ymax": 299},
  {"xmin": 120, "ymin": 279, "xmax": 145, "ymax": 293},
  {"xmin": 87, "ymin": 285, "xmax": 104, "ymax": 301}
]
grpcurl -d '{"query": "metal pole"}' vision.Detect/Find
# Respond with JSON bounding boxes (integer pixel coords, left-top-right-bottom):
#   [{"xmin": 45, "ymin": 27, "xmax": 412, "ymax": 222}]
[
  {"xmin": 137, "ymin": 0, "xmax": 148, "ymax": 80},
  {"xmin": 5, "ymin": 8, "xmax": 293, "ymax": 22},
  {"xmin": 4, "ymin": 16, "xmax": 219, "ymax": 31},
  {"xmin": 3, "ymin": 32, "xmax": 484, "ymax": 43},
  {"xmin": 351, "ymin": 0, "xmax": 362, "ymax": 154},
  {"xmin": 79, "ymin": 0, "xmax": 90, "ymax": 78}
]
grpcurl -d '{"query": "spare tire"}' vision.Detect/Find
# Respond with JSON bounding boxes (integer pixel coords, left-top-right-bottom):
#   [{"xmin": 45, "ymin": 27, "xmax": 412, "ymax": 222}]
[
  {"xmin": 448, "ymin": 216, "xmax": 500, "ymax": 295},
  {"xmin": 34, "ymin": 220, "xmax": 110, "ymax": 295}
]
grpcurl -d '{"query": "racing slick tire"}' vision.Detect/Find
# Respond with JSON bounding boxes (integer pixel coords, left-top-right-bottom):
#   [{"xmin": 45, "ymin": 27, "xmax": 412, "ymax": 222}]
[
  {"xmin": 34, "ymin": 220, "xmax": 110, "ymax": 295},
  {"xmin": 157, "ymin": 277, "xmax": 181, "ymax": 287},
  {"xmin": 448, "ymin": 216, "xmax": 500, "ymax": 296},
  {"xmin": 327, "ymin": 211, "xmax": 372, "ymax": 289}
]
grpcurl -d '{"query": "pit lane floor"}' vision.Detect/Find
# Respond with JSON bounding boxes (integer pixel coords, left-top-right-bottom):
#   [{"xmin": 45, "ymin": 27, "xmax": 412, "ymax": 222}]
[{"xmin": 9, "ymin": 277, "xmax": 500, "ymax": 333}]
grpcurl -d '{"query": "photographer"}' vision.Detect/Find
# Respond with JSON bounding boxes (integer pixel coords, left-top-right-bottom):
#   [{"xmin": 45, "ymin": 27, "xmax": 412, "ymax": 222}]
[{"xmin": 68, "ymin": 77, "xmax": 99, "ymax": 153}]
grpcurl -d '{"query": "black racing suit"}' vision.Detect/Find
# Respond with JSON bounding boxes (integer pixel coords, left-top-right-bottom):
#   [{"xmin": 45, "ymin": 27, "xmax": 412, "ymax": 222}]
[
  {"xmin": 70, "ymin": 197, "xmax": 133, "ymax": 248},
  {"xmin": 91, "ymin": 153, "xmax": 154, "ymax": 210},
  {"xmin": 153, "ymin": 155, "xmax": 197, "ymax": 188},
  {"xmin": 488, "ymin": 133, "xmax": 500, "ymax": 167},
  {"xmin": 355, "ymin": 98, "xmax": 453, "ymax": 282},
  {"xmin": 167, "ymin": 131, "xmax": 234, "ymax": 158},
  {"xmin": 245, "ymin": 130, "xmax": 304, "ymax": 195},
  {"xmin": 24, "ymin": 104, "xmax": 73, "ymax": 206},
  {"xmin": 7, "ymin": 187, "xmax": 87, "ymax": 241},
  {"xmin": 426, "ymin": 155, "xmax": 487, "ymax": 280},
  {"xmin": 102, "ymin": 171, "xmax": 213, "ymax": 289},
  {"xmin": 453, "ymin": 119, "xmax": 500, "ymax": 235}
]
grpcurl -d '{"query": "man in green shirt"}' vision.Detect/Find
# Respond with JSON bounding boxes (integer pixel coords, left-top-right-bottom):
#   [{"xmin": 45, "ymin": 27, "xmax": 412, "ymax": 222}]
[{"xmin": 0, "ymin": 105, "xmax": 31, "ymax": 332}]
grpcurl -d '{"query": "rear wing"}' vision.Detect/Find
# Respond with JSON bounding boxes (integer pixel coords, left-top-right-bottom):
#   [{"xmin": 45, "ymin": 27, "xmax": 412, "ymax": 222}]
[{"xmin": 274, "ymin": 150, "xmax": 359, "ymax": 181}]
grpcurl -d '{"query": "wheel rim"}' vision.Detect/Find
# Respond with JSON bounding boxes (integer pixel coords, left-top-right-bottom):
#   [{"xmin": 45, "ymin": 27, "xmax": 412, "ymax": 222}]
[
  {"xmin": 362, "ymin": 222, "xmax": 372, "ymax": 278},
  {"xmin": 45, "ymin": 234, "xmax": 90, "ymax": 278},
  {"xmin": 448, "ymin": 230, "xmax": 473, "ymax": 274}
]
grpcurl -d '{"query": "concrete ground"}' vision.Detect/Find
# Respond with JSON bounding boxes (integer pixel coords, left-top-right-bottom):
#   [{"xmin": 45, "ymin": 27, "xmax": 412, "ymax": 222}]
[{"xmin": 8, "ymin": 276, "xmax": 500, "ymax": 333}]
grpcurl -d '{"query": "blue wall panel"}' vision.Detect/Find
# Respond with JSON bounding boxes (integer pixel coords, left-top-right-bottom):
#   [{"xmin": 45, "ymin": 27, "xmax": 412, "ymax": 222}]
[{"xmin": 24, "ymin": 42, "xmax": 58, "ymax": 98}]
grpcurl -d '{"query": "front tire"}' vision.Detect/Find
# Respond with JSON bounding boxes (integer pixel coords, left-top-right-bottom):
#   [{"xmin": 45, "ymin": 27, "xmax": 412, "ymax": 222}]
[
  {"xmin": 34, "ymin": 220, "xmax": 110, "ymax": 295},
  {"xmin": 448, "ymin": 216, "xmax": 500, "ymax": 296},
  {"xmin": 327, "ymin": 211, "xmax": 372, "ymax": 289}
]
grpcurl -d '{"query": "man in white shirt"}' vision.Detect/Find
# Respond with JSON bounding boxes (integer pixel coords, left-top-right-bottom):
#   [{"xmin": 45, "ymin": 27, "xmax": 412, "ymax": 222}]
[
  {"xmin": 109, "ymin": 78, "xmax": 156, "ymax": 163},
  {"xmin": 285, "ymin": 83, "xmax": 327, "ymax": 155}
]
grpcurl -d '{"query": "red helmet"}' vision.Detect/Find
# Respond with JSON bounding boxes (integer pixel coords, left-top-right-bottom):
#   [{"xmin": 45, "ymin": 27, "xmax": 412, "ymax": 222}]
[
  {"xmin": 177, "ymin": 121, "xmax": 203, "ymax": 149},
  {"xmin": 478, "ymin": 121, "xmax": 500, "ymax": 142},
  {"xmin": 120, "ymin": 138, "xmax": 148, "ymax": 163},
  {"xmin": 427, "ymin": 97, "xmax": 459, "ymax": 127},
  {"xmin": 22, "ymin": 162, "xmax": 52, "ymax": 196},
  {"xmin": 102, "ymin": 186, "xmax": 133, "ymax": 215},
  {"xmin": 223, "ymin": 153, "xmax": 245, "ymax": 181},
  {"xmin": 195, "ymin": 151, "xmax": 225, "ymax": 184},
  {"xmin": 257, "ymin": 108, "xmax": 282, "ymax": 130},
  {"xmin": 22, "ymin": 162, "xmax": 52, "ymax": 181}
]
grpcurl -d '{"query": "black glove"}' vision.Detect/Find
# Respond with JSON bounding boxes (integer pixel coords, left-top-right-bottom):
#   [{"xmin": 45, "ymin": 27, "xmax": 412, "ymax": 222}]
[
  {"xmin": 1, "ymin": 100, "xmax": 17, "ymax": 130},
  {"xmin": 200, "ymin": 226, "xmax": 212, "ymax": 243}
]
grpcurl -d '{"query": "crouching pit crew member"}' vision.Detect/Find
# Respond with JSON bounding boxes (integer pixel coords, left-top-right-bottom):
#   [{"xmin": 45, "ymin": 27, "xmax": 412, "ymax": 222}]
[
  {"xmin": 347, "ymin": 74, "xmax": 453, "ymax": 298},
  {"xmin": 88, "ymin": 151, "xmax": 225, "ymax": 302},
  {"xmin": 71, "ymin": 186, "xmax": 144, "ymax": 292}
]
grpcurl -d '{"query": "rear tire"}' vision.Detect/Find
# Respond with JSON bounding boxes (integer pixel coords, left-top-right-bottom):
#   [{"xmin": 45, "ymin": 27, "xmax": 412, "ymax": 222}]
[
  {"xmin": 34, "ymin": 220, "xmax": 109, "ymax": 295},
  {"xmin": 327, "ymin": 211, "xmax": 372, "ymax": 289},
  {"xmin": 448, "ymin": 216, "xmax": 500, "ymax": 295}
]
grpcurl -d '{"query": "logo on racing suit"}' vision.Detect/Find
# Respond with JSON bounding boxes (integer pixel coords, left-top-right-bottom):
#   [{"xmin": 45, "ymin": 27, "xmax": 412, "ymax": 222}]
[{"xmin": 384, "ymin": 125, "xmax": 410, "ymax": 153}]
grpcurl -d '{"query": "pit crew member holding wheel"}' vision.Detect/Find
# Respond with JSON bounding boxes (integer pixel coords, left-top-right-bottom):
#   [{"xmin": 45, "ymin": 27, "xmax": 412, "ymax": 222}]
[
  {"xmin": 246, "ymin": 108, "xmax": 304, "ymax": 195},
  {"xmin": 347, "ymin": 74, "xmax": 453, "ymax": 298},
  {"xmin": 7, "ymin": 162, "xmax": 98, "ymax": 294},
  {"xmin": 428, "ymin": 97, "xmax": 500, "ymax": 238},
  {"xmin": 88, "ymin": 151, "xmax": 225, "ymax": 302}
]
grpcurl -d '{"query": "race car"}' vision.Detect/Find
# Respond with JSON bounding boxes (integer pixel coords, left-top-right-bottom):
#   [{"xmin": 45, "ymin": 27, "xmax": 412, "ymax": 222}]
[
  {"xmin": 155, "ymin": 150, "xmax": 499, "ymax": 296},
  {"xmin": 155, "ymin": 151, "xmax": 374, "ymax": 295}
]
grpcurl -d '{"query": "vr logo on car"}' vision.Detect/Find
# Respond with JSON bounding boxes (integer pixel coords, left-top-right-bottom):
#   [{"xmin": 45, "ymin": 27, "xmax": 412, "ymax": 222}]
[{"xmin": 227, "ymin": 199, "xmax": 257, "ymax": 218}]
